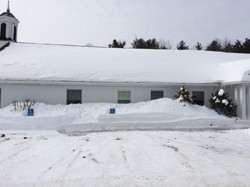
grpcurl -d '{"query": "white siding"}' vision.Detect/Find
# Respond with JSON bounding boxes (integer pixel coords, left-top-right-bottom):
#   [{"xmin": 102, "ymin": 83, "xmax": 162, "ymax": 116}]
[
  {"xmin": 0, "ymin": 83, "xmax": 220, "ymax": 110},
  {"xmin": 246, "ymin": 87, "xmax": 250, "ymax": 120},
  {"xmin": 1, "ymin": 84, "xmax": 66, "ymax": 106},
  {"xmin": 0, "ymin": 88, "xmax": 1, "ymax": 108},
  {"xmin": 239, "ymin": 87, "xmax": 247, "ymax": 119},
  {"xmin": 230, "ymin": 85, "xmax": 250, "ymax": 120}
]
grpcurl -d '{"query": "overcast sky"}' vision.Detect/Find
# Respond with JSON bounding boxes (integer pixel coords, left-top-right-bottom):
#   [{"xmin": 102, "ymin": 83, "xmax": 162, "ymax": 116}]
[{"xmin": 1, "ymin": 0, "xmax": 250, "ymax": 48}]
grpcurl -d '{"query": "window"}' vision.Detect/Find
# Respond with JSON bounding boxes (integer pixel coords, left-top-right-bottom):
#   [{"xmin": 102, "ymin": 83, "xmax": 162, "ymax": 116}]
[
  {"xmin": 192, "ymin": 91, "xmax": 204, "ymax": 106},
  {"xmin": 151, "ymin": 91, "xmax": 164, "ymax": 100},
  {"xmin": 118, "ymin": 91, "xmax": 131, "ymax": 103},
  {"xmin": 0, "ymin": 23, "xmax": 6, "ymax": 39},
  {"xmin": 67, "ymin": 90, "xmax": 82, "ymax": 104},
  {"xmin": 14, "ymin": 26, "xmax": 17, "ymax": 42}
]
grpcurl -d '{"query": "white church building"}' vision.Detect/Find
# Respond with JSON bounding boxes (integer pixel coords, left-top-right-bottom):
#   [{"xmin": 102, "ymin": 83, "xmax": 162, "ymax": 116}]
[{"xmin": 0, "ymin": 5, "xmax": 250, "ymax": 120}]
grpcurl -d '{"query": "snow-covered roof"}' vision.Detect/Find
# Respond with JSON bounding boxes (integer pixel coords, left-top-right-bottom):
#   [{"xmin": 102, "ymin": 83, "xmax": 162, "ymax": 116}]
[{"xmin": 0, "ymin": 42, "xmax": 250, "ymax": 84}]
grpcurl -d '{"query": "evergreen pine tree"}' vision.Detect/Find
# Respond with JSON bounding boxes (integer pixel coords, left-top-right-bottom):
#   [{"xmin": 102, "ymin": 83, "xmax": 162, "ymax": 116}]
[
  {"xmin": 109, "ymin": 39, "xmax": 126, "ymax": 48},
  {"xmin": 195, "ymin": 42, "xmax": 203, "ymax": 50},
  {"xmin": 209, "ymin": 89, "xmax": 237, "ymax": 117},
  {"xmin": 223, "ymin": 42, "xmax": 233, "ymax": 52},
  {"xmin": 243, "ymin": 38, "xmax": 250, "ymax": 53},
  {"xmin": 206, "ymin": 39, "xmax": 222, "ymax": 51},
  {"xmin": 131, "ymin": 38, "xmax": 160, "ymax": 49},
  {"xmin": 232, "ymin": 40, "xmax": 243, "ymax": 53},
  {"xmin": 145, "ymin": 38, "xmax": 159, "ymax": 49},
  {"xmin": 131, "ymin": 38, "xmax": 146, "ymax": 48},
  {"xmin": 177, "ymin": 40, "xmax": 189, "ymax": 50},
  {"xmin": 174, "ymin": 86, "xmax": 193, "ymax": 104}
]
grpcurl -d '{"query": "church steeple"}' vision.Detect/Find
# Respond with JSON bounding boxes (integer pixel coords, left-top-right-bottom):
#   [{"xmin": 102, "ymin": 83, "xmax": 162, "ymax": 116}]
[
  {"xmin": 0, "ymin": 0, "xmax": 19, "ymax": 42},
  {"xmin": 7, "ymin": 0, "xmax": 10, "ymax": 13}
]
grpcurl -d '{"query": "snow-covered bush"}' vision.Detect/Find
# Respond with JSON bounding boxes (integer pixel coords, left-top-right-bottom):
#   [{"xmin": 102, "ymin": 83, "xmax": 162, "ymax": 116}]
[
  {"xmin": 209, "ymin": 89, "xmax": 237, "ymax": 117},
  {"xmin": 174, "ymin": 86, "xmax": 194, "ymax": 104}
]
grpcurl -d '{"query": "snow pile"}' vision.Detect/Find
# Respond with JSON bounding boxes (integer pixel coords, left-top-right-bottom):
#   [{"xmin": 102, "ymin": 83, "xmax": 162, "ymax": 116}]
[
  {"xmin": 0, "ymin": 98, "xmax": 249, "ymax": 132},
  {"xmin": 98, "ymin": 98, "xmax": 221, "ymax": 123},
  {"xmin": 0, "ymin": 98, "xmax": 219, "ymax": 124}
]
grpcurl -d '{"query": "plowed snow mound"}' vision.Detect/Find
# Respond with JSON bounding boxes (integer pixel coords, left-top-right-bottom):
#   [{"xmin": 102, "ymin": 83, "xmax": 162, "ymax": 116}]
[{"xmin": 1, "ymin": 98, "xmax": 249, "ymax": 132}]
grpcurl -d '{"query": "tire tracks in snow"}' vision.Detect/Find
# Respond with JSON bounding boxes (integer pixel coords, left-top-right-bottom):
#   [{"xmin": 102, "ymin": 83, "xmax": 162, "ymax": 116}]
[
  {"xmin": 0, "ymin": 137, "xmax": 47, "ymax": 181},
  {"xmin": 0, "ymin": 138, "xmax": 40, "ymax": 165},
  {"xmin": 147, "ymin": 134, "xmax": 195, "ymax": 170},
  {"xmin": 35, "ymin": 137, "xmax": 88, "ymax": 183}
]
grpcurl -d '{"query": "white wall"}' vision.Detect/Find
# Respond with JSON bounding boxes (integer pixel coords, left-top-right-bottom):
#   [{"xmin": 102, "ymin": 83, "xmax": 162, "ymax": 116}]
[
  {"xmin": 0, "ymin": 84, "xmax": 67, "ymax": 106},
  {"xmin": 0, "ymin": 83, "xmax": 219, "ymax": 109},
  {"xmin": 231, "ymin": 85, "xmax": 250, "ymax": 120},
  {"xmin": 240, "ymin": 87, "xmax": 247, "ymax": 119},
  {"xmin": 0, "ymin": 88, "xmax": 1, "ymax": 108},
  {"xmin": 247, "ymin": 87, "xmax": 250, "ymax": 120}
]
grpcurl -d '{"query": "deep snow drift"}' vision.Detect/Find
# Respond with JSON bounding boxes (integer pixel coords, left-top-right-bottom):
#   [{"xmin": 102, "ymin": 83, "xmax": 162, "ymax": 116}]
[{"xmin": 0, "ymin": 98, "xmax": 249, "ymax": 132}]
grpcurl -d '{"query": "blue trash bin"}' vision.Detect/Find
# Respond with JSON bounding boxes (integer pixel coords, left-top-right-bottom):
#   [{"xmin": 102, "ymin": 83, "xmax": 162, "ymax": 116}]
[
  {"xmin": 28, "ymin": 108, "xmax": 34, "ymax": 116},
  {"xmin": 216, "ymin": 108, "xmax": 223, "ymax": 115},
  {"xmin": 109, "ymin": 108, "xmax": 116, "ymax": 114}
]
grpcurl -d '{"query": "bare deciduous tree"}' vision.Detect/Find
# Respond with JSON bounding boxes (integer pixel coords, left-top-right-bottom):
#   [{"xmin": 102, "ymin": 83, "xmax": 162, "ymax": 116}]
[{"xmin": 159, "ymin": 39, "xmax": 172, "ymax": 49}]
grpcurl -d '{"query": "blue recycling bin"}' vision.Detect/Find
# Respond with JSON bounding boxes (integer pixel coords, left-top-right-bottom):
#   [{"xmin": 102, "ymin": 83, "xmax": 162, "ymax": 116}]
[
  {"xmin": 109, "ymin": 108, "xmax": 116, "ymax": 114},
  {"xmin": 216, "ymin": 108, "xmax": 223, "ymax": 115},
  {"xmin": 28, "ymin": 108, "xmax": 34, "ymax": 116}
]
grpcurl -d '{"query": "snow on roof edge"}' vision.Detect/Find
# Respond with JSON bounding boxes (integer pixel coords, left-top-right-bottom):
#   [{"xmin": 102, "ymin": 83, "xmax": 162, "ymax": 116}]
[{"xmin": 0, "ymin": 78, "xmax": 223, "ymax": 86}]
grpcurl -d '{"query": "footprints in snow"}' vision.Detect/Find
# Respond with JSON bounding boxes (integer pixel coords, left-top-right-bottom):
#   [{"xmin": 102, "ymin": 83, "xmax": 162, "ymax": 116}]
[
  {"xmin": 71, "ymin": 137, "xmax": 100, "ymax": 164},
  {"xmin": 162, "ymin": 144, "xmax": 179, "ymax": 152},
  {"xmin": 88, "ymin": 153, "xmax": 99, "ymax": 163},
  {"xmin": 199, "ymin": 144, "xmax": 215, "ymax": 150},
  {"xmin": 160, "ymin": 138, "xmax": 195, "ymax": 170}
]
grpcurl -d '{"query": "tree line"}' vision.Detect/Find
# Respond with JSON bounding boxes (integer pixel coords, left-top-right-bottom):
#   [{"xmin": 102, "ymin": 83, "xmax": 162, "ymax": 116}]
[{"xmin": 108, "ymin": 38, "xmax": 250, "ymax": 53}]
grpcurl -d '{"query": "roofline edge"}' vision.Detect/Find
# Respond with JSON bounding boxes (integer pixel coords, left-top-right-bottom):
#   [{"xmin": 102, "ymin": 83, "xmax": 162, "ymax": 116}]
[{"xmin": 0, "ymin": 79, "xmax": 222, "ymax": 87}]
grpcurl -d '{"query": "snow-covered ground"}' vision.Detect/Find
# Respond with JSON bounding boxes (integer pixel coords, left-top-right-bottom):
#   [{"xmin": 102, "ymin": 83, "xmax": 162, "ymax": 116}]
[
  {"xmin": 0, "ymin": 98, "xmax": 250, "ymax": 186},
  {"xmin": 1, "ymin": 130, "xmax": 250, "ymax": 187}
]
